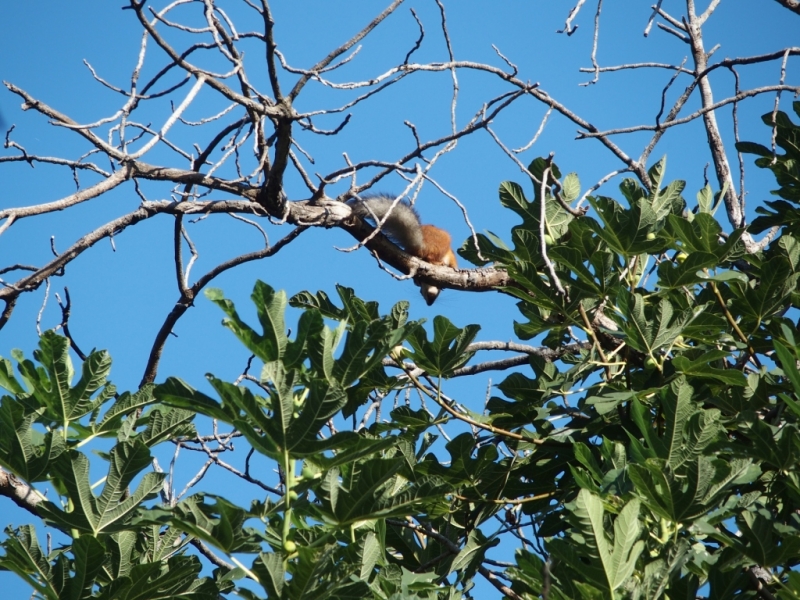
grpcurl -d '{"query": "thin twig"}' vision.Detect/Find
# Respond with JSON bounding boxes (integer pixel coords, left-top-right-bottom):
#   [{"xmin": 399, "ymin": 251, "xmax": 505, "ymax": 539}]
[
  {"xmin": 580, "ymin": 0, "xmax": 604, "ymax": 86},
  {"xmin": 558, "ymin": 0, "xmax": 587, "ymax": 35},
  {"xmin": 539, "ymin": 160, "xmax": 566, "ymax": 297},
  {"xmin": 55, "ymin": 287, "xmax": 87, "ymax": 360},
  {"xmin": 770, "ymin": 49, "xmax": 792, "ymax": 163},
  {"xmin": 644, "ymin": 0, "xmax": 665, "ymax": 37}
]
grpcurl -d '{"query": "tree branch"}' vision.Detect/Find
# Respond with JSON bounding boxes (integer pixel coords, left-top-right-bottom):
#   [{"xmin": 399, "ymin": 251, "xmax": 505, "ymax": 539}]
[{"xmin": 0, "ymin": 469, "xmax": 44, "ymax": 516}]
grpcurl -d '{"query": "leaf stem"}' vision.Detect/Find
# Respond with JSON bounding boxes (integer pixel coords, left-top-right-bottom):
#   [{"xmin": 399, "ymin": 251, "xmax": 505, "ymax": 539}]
[{"xmin": 710, "ymin": 281, "xmax": 760, "ymax": 367}]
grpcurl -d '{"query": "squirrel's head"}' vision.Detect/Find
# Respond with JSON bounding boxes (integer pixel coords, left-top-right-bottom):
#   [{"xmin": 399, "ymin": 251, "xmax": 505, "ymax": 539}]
[{"xmin": 419, "ymin": 282, "xmax": 441, "ymax": 306}]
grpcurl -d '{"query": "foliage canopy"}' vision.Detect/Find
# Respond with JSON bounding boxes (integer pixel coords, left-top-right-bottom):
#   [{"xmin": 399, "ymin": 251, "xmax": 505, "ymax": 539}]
[{"xmin": 3, "ymin": 105, "xmax": 800, "ymax": 598}]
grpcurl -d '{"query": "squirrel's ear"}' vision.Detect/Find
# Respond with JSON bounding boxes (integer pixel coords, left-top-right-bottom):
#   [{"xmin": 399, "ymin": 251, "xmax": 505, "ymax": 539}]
[{"xmin": 419, "ymin": 283, "xmax": 441, "ymax": 305}]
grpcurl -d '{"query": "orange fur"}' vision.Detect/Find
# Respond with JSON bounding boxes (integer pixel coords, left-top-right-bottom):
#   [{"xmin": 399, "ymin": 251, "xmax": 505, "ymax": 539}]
[
  {"xmin": 417, "ymin": 225, "xmax": 457, "ymax": 305},
  {"xmin": 419, "ymin": 225, "xmax": 458, "ymax": 268}
]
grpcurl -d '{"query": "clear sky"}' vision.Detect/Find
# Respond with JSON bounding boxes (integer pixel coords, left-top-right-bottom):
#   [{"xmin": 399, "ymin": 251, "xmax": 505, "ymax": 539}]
[{"xmin": 1, "ymin": 1, "xmax": 798, "ymax": 597}]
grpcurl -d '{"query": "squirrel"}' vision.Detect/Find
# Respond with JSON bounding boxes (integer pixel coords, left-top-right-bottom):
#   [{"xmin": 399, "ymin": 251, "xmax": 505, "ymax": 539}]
[{"xmin": 347, "ymin": 194, "xmax": 457, "ymax": 305}]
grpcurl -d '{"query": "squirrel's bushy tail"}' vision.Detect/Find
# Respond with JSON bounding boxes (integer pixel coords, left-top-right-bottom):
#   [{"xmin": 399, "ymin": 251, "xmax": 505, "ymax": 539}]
[{"xmin": 347, "ymin": 194, "xmax": 424, "ymax": 254}]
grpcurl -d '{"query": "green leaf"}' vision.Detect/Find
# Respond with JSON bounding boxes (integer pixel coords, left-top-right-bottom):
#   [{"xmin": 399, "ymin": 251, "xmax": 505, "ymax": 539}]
[
  {"xmin": 170, "ymin": 495, "xmax": 262, "ymax": 554},
  {"xmin": 736, "ymin": 140, "xmax": 772, "ymax": 157},
  {"xmin": 608, "ymin": 497, "xmax": 644, "ymax": 589},
  {"xmin": 0, "ymin": 357, "xmax": 26, "ymax": 395},
  {"xmin": 662, "ymin": 379, "xmax": 697, "ymax": 470},
  {"xmin": 0, "ymin": 395, "xmax": 65, "ymax": 481},
  {"xmin": 39, "ymin": 442, "xmax": 164, "ymax": 535},
  {"xmin": 0, "ymin": 525, "xmax": 59, "ymax": 600},
  {"xmin": 155, "ymin": 377, "xmax": 233, "ymax": 422},
  {"xmin": 450, "ymin": 530, "xmax": 499, "ymax": 580},
  {"xmin": 325, "ymin": 458, "xmax": 449, "ymax": 525},
  {"xmin": 94, "ymin": 555, "xmax": 219, "ymax": 600},
  {"xmin": 251, "ymin": 552, "xmax": 285, "ymax": 598},
  {"xmin": 672, "ymin": 353, "xmax": 747, "ymax": 386},
  {"xmin": 205, "ymin": 282, "xmax": 288, "ymax": 362},
  {"xmin": 499, "ymin": 181, "xmax": 536, "ymax": 223},
  {"xmin": 774, "ymin": 339, "xmax": 800, "ymax": 419},
  {"xmin": 731, "ymin": 256, "xmax": 797, "ymax": 327},
  {"xmin": 94, "ymin": 385, "xmax": 157, "ymax": 437},
  {"xmin": 10, "ymin": 333, "xmax": 113, "ymax": 431},
  {"xmin": 137, "ymin": 407, "xmax": 196, "ymax": 447},
  {"xmin": 407, "ymin": 316, "xmax": 479, "ymax": 377},
  {"xmin": 573, "ymin": 490, "xmax": 643, "ymax": 593},
  {"xmin": 72, "ymin": 536, "xmax": 106, "ymax": 600},
  {"xmin": 359, "ymin": 532, "xmax": 382, "ymax": 581},
  {"xmin": 289, "ymin": 289, "xmax": 347, "ymax": 321}
]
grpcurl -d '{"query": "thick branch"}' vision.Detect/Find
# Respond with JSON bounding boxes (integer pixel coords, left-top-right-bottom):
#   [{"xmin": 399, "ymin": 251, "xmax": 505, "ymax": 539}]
[
  {"xmin": 259, "ymin": 103, "xmax": 293, "ymax": 214},
  {"xmin": 0, "ymin": 189, "xmax": 510, "ymax": 318},
  {"xmin": 685, "ymin": 8, "xmax": 742, "ymax": 230},
  {"xmin": 260, "ymin": 1, "xmax": 283, "ymax": 101},
  {"xmin": 191, "ymin": 539, "xmax": 235, "ymax": 571},
  {"xmin": 0, "ymin": 469, "xmax": 43, "ymax": 516}
]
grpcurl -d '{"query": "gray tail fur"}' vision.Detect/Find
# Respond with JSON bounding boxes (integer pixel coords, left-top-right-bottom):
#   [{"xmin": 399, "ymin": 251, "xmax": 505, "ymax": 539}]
[{"xmin": 347, "ymin": 194, "xmax": 424, "ymax": 254}]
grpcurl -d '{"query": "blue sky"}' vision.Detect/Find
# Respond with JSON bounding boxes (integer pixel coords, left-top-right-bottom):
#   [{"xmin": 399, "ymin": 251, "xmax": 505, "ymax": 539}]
[{"xmin": 1, "ymin": 1, "xmax": 798, "ymax": 597}]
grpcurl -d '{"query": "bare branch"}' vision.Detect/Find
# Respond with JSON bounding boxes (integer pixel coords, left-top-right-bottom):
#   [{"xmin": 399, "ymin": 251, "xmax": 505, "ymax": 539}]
[
  {"xmin": 770, "ymin": 49, "xmax": 792, "ymax": 159},
  {"xmin": 513, "ymin": 106, "xmax": 552, "ymax": 153},
  {"xmin": 558, "ymin": 0, "xmax": 587, "ymax": 35},
  {"xmin": 55, "ymin": 287, "xmax": 88, "ymax": 360},
  {"xmin": 654, "ymin": 6, "xmax": 686, "ymax": 30},
  {"xmin": 696, "ymin": 0, "xmax": 722, "ymax": 26},
  {"xmin": 581, "ymin": 85, "xmax": 800, "ymax": 140},
  {"xmin": 129, "ymin": 75, "xmax": 207, "ymax": 159},
  {"xmin": 434, "ymin": 0, "xmax": 459, "ymax": 134},
  {"xmin": 578, "ymin": 62, "xmax": 693, "ymax": 75},
  {"xmin": 657, "ymin": 22, "xmax": 689, "ymax": 43},
  {"xmin": 5, "ymin": 82, "xmax": 126, "ymax": 160},
  {"xmin": 539, "ymin": 160, "xmax": 566, "ymax": 297},
  {"xmin": 684, "ymin": 7, "xmax": 742, "ymax": 231},
  {"xmin": 288, "ymin": 0, "xmax": 405, "ymax": 101},
  {"xmin": 577, "ymin": 167, "xmax": 630, "ymax": 208},
  {"xmin": 644, "ymin": 1, "xmax": 665, "ymax": 37},
  {"xmin": 0, "ymin": 168, "xmax": 129, "ymax": 230},
  {"xmin": 703, "ymin": 48, "xmax": 800, "ymax": 77},
  {"xmin": 404, "ymin": 8, "xmax": 425, "ymax": 65},
  {"xmin": 579, "ymin": 0, "xmax": 604, "ymax": 86}
]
